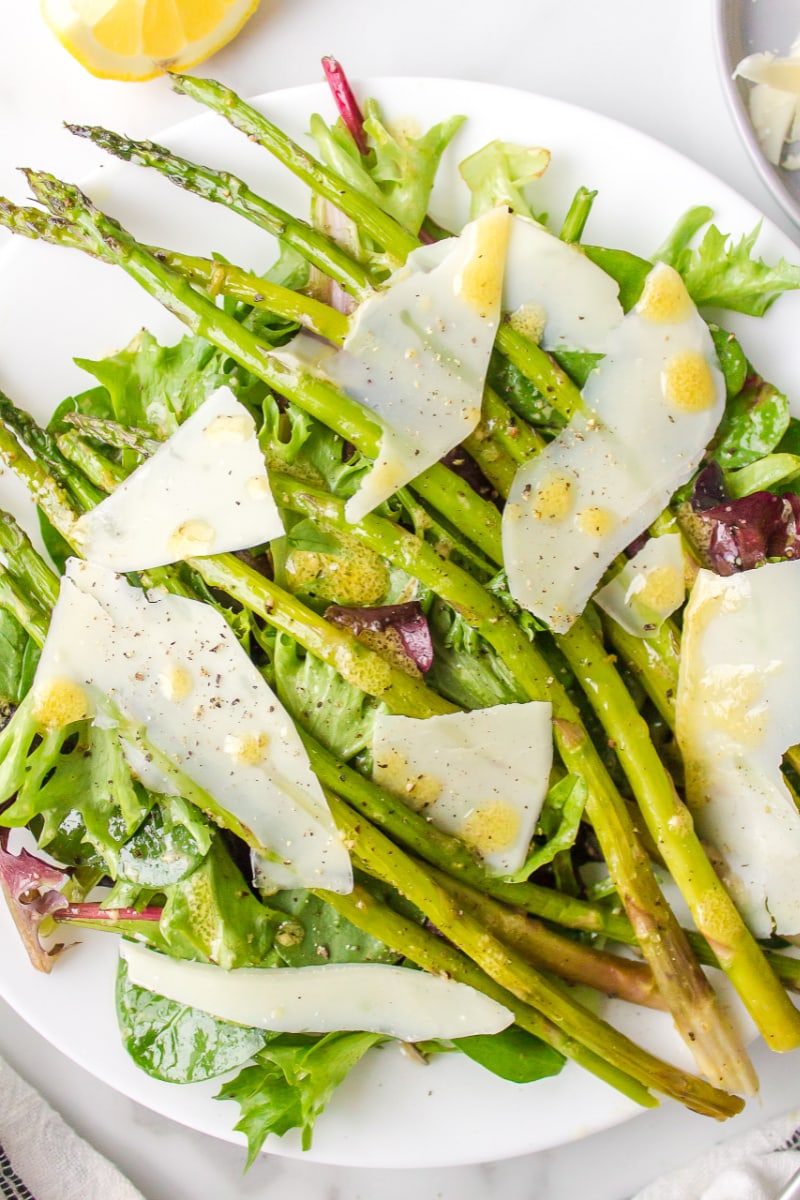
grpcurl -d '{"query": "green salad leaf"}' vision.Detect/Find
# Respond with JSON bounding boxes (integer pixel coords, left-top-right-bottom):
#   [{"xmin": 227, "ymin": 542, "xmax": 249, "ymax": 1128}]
[
  {"xmin": 218, "ymin": 1031, "xmax": 384, "ymax": 1162},
  {"xmin": 454, "ymin": 1024, "xmax": 565, "ymax": 1083},
  {"xmin": 459, "ymin": 140, "xmax": 549, "ymax": 221},
  {"xmin": 655, "ymin": 206, "xmax": 800, "ymax": 315},
  {"xmin": 116, "ymin": 957, "xmax": 266, "ymax": 1084},
  {"xmin": 0, "ymin": 609, "xmax": 39, "ymax": 708},
  {"xmin": 310, "ymin": 100, "xmax": 464, "ymax": 237},
  {"xmin": 711, "ymin": 375, "xmax": 790, "ymax": 470}
]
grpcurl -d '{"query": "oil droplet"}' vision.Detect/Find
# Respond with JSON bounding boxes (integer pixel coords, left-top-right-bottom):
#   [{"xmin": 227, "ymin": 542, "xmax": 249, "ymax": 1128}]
[
  {"xmin": 33, "ymin": 678, "xmax": 91, "ymax": 728},
  {"xmin": 533, "ymin": 473, "xmax": 574, "ymax": 522},
  {"xmin": 576, "ymin": 506, "xmax": 615, "ymax": 537},
  {"xmin": 662, "ymin": 351, "xmax": 717, "ymax": 413},
  {"xmin": 638, "ymin": 264, "xmax": 693, "ymax": 324},
  {"xmin": 203, "ymin": 413, "xmax": 254, "ymax": 443},
  {"xmin": 462, "ymin": 801, "xmax": 521, "ymax": 854},
  {"xmin": 159, "ymin": 666, "xmax": 193, "ymax": 702},
  {"xmin": 168, "ymin": 519, "xmax": 215, "ymax": 559}
]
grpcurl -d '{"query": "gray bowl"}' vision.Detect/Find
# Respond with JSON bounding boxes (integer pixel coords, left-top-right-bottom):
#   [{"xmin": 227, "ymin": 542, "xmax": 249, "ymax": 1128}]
[{"xmin": 714, "ymin": 0, "xmax": 800, "ymax": 227}]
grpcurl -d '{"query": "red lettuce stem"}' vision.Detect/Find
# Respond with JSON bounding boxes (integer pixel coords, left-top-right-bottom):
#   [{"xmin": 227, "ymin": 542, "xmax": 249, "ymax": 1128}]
[{"xmin": 321, "ymin": 56, "xmax": 369, "ymax": 156}]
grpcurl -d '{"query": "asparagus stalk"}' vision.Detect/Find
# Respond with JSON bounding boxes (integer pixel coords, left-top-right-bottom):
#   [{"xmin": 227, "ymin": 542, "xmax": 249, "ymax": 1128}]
[
  {"xmin": 0, "ymin": 415, "xmax": 458, "ymax": 723},
  {"xmin": 65, "ymin": 125, "xmax": 378, "ymax": 299},
  {"xmin": 14, "ymin": 392, "xmax": 758, "ymax": 1088},
  {"xmin": 426, "ymin": 866, "xmax": 666, "ymax": 1011},
  {"xmin": 0, "ymin": 147, "xmax": 784, "ymax": 1077},
  {"xmin": 70, "ymin": 110, "xmax": 585, "ymax": 422},
  {"xmin": 0, "ymin": 571, "xmax": 49, "ymax": 646},
  {"xmin": 6, "ymin": 171, "xmax": 536, "ymax": 496},
  {"xmin": 318, "ymin": 885, "xmax": 662, "ymax": 1108},
  {"xmin": 2, "ymin": 177, "xmax": 506, "ymax": 566},
  {"xmin": 265, "ymin": 470, "xmax": 758, "ymax": 1087},
  {"xmin": 324, "ymin": 793, "xmax": 743, "ymax": 1116}
]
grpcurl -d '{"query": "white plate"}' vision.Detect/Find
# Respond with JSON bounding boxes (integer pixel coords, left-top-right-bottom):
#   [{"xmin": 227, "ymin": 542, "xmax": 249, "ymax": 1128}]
[{"xmin": 1, "ymin": 76, "xmax": 800, "ymax": 1169}]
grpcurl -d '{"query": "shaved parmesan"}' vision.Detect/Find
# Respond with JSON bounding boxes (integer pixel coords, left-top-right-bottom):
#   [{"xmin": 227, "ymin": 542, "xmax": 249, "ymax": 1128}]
[
  {"xmin": 73, "ymin": 387, "xmax": 284, "ymax": 572},
  {"xmin": 677, "ymin": 562, "xmax": 800, "ymax": 937},
  {"xmin": 594, "ymin": 533, "xmax": 686, "ymax": 638},
  {"xmin": 276, "ymin": 207, "xmax": 510, "ymax": 523},
  {"xmin": 372, "ymin": 703, "xmax": 552, "ymax": 876},
  {"xmin": 32, "ymin": 560, "xmax": 352, "ymax": 894},
  {"xmin": 736, "ymin": 44, "xmax": 800, "ymax": 167},
  {"xmin": 502, "ymin": 216, "xmax": 623, "ymax": 352},
  {"xmin": 503, "ymin": 263, "xmax": 724, "ymax": 632},
  {"xmin": 121, "ymin": 940, "xmax": 513, "ymax": 1040}
]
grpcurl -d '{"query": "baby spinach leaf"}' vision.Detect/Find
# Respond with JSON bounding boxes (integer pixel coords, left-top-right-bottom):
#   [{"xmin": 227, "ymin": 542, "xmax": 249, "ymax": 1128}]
[
  {"xmin": 454, "ymin": 1025, "xmax": 564, "ymax": 1083},
  {"xmin": 0, "ymin": 609, "xmax": 38, "ymax": 707},
  {"xmin": 116, "ymin": 957, "xmax": 265, "ymax": 1084},
  {"xmin": 711, "ymin": 376, "xmax": 790, "ymax": 470},
  {"xmin": 269, "ymin": 882, "xmax": 401, "ymax": 968}
]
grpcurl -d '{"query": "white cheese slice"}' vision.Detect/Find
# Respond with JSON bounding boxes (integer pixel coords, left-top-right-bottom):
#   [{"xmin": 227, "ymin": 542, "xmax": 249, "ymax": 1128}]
[
  {"xmin": 503, "ymin": 263, "xmax": 725, "ymax": 633},
  {"xmin": 594, "ymin": 533, "xmax": 686, "ymax": 638},
  {"xmin": 31, "ymin": 559, "xmax": 353, "ymax": 894},
  {"xmin": 372, "ymin": 703, "xmax": 552, "ymax": 876},
  {"xmin": 677, "ymin": 562, "xmax": 800, "ymax": 937},
  {"xmin": 276, "ymin": 207, "xmax": 510, "ymax": 523},
  {"xmin": 502, "ymin": 216, "xmax": 623, "ymax": 352},
  {"xmin": 121, "ymin": 940, "xmax": 513, "ymax": 1040},
  {"xmin": 73, "ymin": 386, "xmax": 284, "ymax": 572},
  {"xmin": 736, "ymin": 51, "xmax": 800, "ymax": 166}
]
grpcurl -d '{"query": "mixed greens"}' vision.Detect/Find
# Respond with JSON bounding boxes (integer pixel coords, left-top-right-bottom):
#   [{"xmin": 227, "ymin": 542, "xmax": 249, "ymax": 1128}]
[{"xmin": 2, "ymin": 59, "xmax": 800, "ymax": 1159}]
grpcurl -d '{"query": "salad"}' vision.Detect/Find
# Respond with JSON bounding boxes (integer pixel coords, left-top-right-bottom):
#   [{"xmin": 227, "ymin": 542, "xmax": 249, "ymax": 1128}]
[{"xmin": 2, "ymin": 60, "xmax": 800, "ymax": 1161}]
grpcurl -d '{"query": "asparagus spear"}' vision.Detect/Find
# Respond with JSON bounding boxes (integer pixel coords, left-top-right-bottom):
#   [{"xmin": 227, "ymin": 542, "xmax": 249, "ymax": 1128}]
[
  {"xmin": 0, "ymin": 506, "xmax": 731, "ymax": 1117},
  {"xmin": 71, "ymin": 109, "xmax": 585, "ymax": 422},
  {"xmin": 5, "ymin": 397, "xmax": 752, "ymax": 1092},
  {"xmin": 324, "ymin": 794, "xmax": 741, "ymax": 1117},
  {"xmin": 64, "ymin": 125, "xmax": 378, "ymax": 299},
  {"xmin": 1, "ymin": 178, "xmax": 505, "ymax": 566},
  {"xmin": 0, "ymin": 138, "xmax": 786, "ymax": 1080},
  {"xmin": 270, "ymin": 468, "xmax": 800, "ymax": 1066}
]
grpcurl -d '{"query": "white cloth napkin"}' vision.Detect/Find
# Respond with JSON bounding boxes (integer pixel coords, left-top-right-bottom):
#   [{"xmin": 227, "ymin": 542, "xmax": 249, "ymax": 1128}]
[
  {"xmin": 0, "ymin": 1054, "xmax": 146, "ymax": 1200},
  {"xmin": 632, "ymin": 1109, "xmax": 800, "ymax": 1199}
]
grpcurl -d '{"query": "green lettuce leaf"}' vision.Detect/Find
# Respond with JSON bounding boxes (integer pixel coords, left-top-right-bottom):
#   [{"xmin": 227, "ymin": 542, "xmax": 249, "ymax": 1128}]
[
  {"xmin": 116, "ymin": 957, "xmax": 266, "ymax": 1084},
  {"xmin": 217, "ymin": 1030, "xmax": 383, "ymax": 1162},
  {"xmin": 309, "ymin": 100, "xmax": 464, "ymax": 236},
  {"xmin": 425, "ymin": 599, "xmax": 527, "ymax": 710},
  {"xmin": 459, "ymin": 140, "xmax": 550, "ymax": 220},
  {"xmin": 158, "ymin": 838, "xmax": 282, "ymax": 969},
  {"xmin": 504, "ymin": 775, "xmax": 588, "ymax": 883},
  {"xmin": 273, "ymin": 634, "xmax": 377, "ymax": 760},
  {"xmin": 73, "ymin": 330, "xmax": 231, "ymax": 438},
  {"xmin": 655, "ymin": 206, "xmax": 800, "ymax": 315},
  {"xmin": 0, "ymin": 698, "xmax": 151, "ymax": 872}
]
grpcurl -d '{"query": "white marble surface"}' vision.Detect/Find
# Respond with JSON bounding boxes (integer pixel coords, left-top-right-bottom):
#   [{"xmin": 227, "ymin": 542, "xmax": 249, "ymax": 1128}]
[{"xmin": 2, "ymin": 1, "xmax": 800, "ymax": 1197}]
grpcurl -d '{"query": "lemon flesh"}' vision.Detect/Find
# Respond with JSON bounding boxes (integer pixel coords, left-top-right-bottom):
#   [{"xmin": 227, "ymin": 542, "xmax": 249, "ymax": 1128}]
[{"xmin": 42, "ymin": 0, "xmax": 259, "ymax": 81}]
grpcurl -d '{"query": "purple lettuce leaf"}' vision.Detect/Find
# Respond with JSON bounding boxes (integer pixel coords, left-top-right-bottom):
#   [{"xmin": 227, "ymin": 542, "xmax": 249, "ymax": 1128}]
[
  {"xmin": 0, "ymin": 827, "xmax": 70, "ymax": 972},
  {"xmin": 686, "ymin": 465, "xmax": 800, "ymax": 575},
  {"xmin": 325, "ymin": 601, "xmax": 434, "ymax": 672}
]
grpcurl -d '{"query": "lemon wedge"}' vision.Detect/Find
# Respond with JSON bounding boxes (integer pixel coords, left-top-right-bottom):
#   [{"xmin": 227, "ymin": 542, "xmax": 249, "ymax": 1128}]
[{"xmin": 41, "ymin": 0, "xmax": 260, "ymax": 81}]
